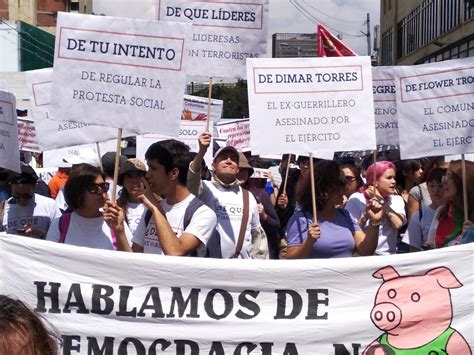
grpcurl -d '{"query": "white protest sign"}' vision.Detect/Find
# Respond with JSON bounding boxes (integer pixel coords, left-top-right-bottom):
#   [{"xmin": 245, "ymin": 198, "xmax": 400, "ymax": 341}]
[
  {"xmin": 158, "ymin": 0, "xmax": 268, "ymax": 78},
  {"xmin": 25, "ymin": 68, "xmax": 134, "ymax": 151},
  {"xmin": 136, "ymin": 95, "xmax": 223, "ymax": 166},
  {"xmin": 34, "ymin": 167, "xmax": 57, "ymax": 185},
  {"xmin": 0, "ymin": 91, "xmax": 20, "ymax": 173},
  {"xmin": 372, "ymin": 66, "xmax": 399, "ymax": 146},
  {"xmin": 42, "ymin": 139, "xmax": 117, "ymax": 168},
  {"xmin": 395, "ymin": 57, "xmax": 474, "ymax": 159},
  {"xmin": 50, "ymin": 12, "xmax": 192, "ymax": 136},
  {"xmin": 1, "ymin": 235, "xmax": 473, "ymax": 353},
  {"xmin": 216, "ymin": 118, "xmax": 250, "ymax": 149},
  {"xmin": 247, "ymin": 57, "xmax": 376, "ymax": 157},
  {"xmin": 17, "ymin": 117, "xmax": 40, "ymax": 152}
]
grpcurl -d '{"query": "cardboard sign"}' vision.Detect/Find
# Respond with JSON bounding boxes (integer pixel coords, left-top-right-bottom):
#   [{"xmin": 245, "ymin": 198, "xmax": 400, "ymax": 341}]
[
  {"xmin": 0, "ymin": 91, "xmax": 20, "ymax": 173},
  {"xmin": 26, "ymin": 68, "xmax": 132, "ymax": 151},
  {"xmin": 372, "ymin": 66, "xmax": 399, "ymax": 146},
  {"xmin": 215, "ymin": 118, "xmax": 250, "ymax": 149},
  {"xmin": 136, "ymin": 95, "xmax": 223, "ymax": 167},
  {"xmin": 1, "ymin": 235, "xmax": 473, "ymax": 353},
  {"xmin": 17, "ymin": 118, "xmax": 40, "ymax": 153},
  {"xmin": 246, "ymin": 57, "xmax": 376, "ymax": 157},
  {"xmin": 158, "ymin": 0, "xmax": 269, "ymax": 78},
  {"xmin": 395, "ymin": 57, "xmax": 474, "ymax": 159},
  {"xmin": 50, "ymin": 12, "xmax": 192, "ymax": 136}
]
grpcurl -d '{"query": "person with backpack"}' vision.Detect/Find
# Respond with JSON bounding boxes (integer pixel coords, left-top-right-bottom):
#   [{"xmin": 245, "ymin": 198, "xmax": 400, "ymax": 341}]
[
  {"xmin": 188, "ymin": 132, "xmax": 269, "ymax": 259},
  {"xmin": 45, "ymin": 164, "xmax": 132, "ymax": 251},
  {"xmin": 131, "ymin": 140, "xmax": 217, "ymax": 256}
]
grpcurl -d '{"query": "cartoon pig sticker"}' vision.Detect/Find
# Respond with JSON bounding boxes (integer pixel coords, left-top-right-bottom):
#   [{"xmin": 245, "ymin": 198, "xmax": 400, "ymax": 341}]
[{"xmin": 364, "ymin": 266, "xmax": 471, "ymax": 354}]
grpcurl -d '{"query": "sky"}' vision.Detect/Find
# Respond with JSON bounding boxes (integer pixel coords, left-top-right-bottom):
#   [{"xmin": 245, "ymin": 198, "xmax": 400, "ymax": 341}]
[{"xmin": 267, "ymin": 0, "xmax": 381, "ymax": 56}]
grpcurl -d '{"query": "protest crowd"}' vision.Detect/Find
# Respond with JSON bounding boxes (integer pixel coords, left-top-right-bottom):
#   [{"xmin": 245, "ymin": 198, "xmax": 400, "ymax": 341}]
[{"xmin": 1, "ymin": 2, "xmax": 473, "ymax": 353}]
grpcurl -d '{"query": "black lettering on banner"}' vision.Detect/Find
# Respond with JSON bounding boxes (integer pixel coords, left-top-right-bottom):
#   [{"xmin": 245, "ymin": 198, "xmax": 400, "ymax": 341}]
[
  {"xmin": 260, "ymin": 343, "xmax": 274, "ymax": 355},
  {"xmin": 34, "ymin": 281, "xmax": 61, "ymax": 313},
  {"xmin": 306, "ymin": 289, "xmax": 329, "ymax": 320},
  {"xmin": 209, "ymin": 341, "xmax": 225, "ymax": 355},
  {"xmin": 61, "ymin": 335, "xmax": 81, "ymax": 354},
  {"xmin": 116, "ymin": 285, "xmax": 137, "ymax": 317},
  {"xmin": 87, "ymin": 336, "xmax": 114, "ymax": 355},
  {"xmin": 167, "ymin": 287, "xmax": 201, "ymax": 318},
  {"xmin": 91, "ymin": 284, "xmax": 114, "ymax": 315},
  {"xmin": 118, "ymin": 338, "xmax": 146, "ymax": 355},
  {"xmin": 235, "ymin": 290, "xmax": 260, "ymax": 319},
  {"xmin": 333, "ymin": 343, "xmax": 361, "ymax": 355},
  {"xmin": 234, "ymin": 342, "xmax": 257, "ymax": 354},
  {"xmin": 137, "ymin": 287, "xmax": 165, "ymax": 318},
  {"xmin": 63, "ymin": 283, "xmax": 89, "ymax": 314},
  {"xmin": 205, "ymin": 289, "xmax": 233, "ymax": 320},
  {"xmin": 283, "ymin": 343, "xmax": 299, "ymax": 355},
  {"xmin": 274, "ymin": 290, "xmax": 302, "ymax": 319},
  {"xmin": 175, "ymin": 339, "xmax": 199, "ymax": 355},
  {"xmin": 149, "ymin": 339, "xmax": 172, "ymax": 354}
]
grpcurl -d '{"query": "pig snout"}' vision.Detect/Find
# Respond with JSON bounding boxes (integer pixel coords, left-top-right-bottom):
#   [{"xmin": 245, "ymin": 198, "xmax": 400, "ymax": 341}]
[{"xmin": 371, "ymin": 302, "xmax": 402, "ymax": 331}]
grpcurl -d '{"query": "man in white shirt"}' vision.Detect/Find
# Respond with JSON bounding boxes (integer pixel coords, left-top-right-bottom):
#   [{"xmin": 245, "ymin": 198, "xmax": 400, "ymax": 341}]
[
  {"xmin": 2, "ymin": 164, "xmax": 61, "ymax": 238},
  {"xmin": 131, "ymin": 139, "xmax": 217, "ymax": 256},
  {"xmin": 188, "ymin": 132, "xmax": 269, "ymax": 259}
]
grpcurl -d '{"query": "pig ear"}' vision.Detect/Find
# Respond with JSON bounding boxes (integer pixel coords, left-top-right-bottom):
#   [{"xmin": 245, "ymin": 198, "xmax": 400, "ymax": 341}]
[
  {"xmin": 373, "ymin": 266, "xmax": 400, "ymax": 281},
  {"xmin": 425, "ymin": 267, "xmax": 463, "ymax": 289}
]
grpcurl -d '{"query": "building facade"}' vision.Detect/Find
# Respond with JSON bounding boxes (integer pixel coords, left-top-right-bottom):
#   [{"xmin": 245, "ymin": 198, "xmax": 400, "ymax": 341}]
[
  {"xmin": 379, "ymin": 0, "xmax": 474, "ymax": 65},
  {"xmin": 272, "ymin": 33, "xmax": 317, "ymax": 58}
]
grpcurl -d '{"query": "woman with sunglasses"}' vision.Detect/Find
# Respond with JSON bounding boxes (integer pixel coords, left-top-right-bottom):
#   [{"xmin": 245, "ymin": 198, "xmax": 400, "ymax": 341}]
[
  {"xmin": 286, "ymin": 160, "xmax": 382, "ymax": 259},
  {"xmin": 341, "ymin": 164, "xmax": 364, "ymax": 205},
  {"xmin": 425, "ymin": 160, "xmax": 474, "ymax": 249},
  {"xmin": 46, "ymin": 164, "xmax": 132, "ymax": 250},
  {"xmin": 402, "ymin": 167, "xmax": 446, "ymax": 251},
  {"xmin": 2, "ymin": 164, "xmax": 61, "ymax": 238},
  {"xmin": 345, "ymin": 161, "xmax": 406, "ymax": 255}
]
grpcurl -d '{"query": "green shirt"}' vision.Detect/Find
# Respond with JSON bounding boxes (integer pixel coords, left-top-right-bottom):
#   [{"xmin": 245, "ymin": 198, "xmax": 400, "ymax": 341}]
[{"xmin": 376, "ymin": 327, "xmax": 455, "ymax": 354}]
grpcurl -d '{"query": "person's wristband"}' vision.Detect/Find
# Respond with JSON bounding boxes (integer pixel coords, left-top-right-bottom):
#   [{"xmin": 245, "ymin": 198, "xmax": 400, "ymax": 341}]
[{"xmin": 369, "ymin": 220, "xmax": 381, "ymax": 227}]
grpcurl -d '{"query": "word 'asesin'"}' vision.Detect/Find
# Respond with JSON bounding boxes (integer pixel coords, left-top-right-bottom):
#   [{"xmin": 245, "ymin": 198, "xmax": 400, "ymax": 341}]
[{"xmin": 66, "ymin": 39, "xmax": 176, "ymax": 61}]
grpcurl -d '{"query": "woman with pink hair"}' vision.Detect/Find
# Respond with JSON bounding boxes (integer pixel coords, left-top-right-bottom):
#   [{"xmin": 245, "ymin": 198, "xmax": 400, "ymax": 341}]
[{"xmin": 345, "ymin": 161, "xmax": 407, "ymax": 255}]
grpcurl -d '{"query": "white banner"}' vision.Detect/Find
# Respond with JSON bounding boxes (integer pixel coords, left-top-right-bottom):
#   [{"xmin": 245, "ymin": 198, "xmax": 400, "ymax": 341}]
[
  {"xmin": 157, "ymin": 0, "xmax": 268, "ymax": 78},
  {"xmin": 372, "ymin": 67, "xmax": 399, "ymax": 146},
  {"xmin": 42, "ymin": 140, "xmax": 118, "ymax": 168},
  {"xmin": 50, "ymin": 12, "xmax": 192, "ymax": 136},
  {"xmin": 136, "ymin": 94, "xmax": 222, "ymax": 166},
  {"xmin": 0, "ymin": 91, "xmax": 20, "ymax": 173},
  {"xmin": 25, "ymin": 68, "xmax": 129, "ymax": 151},
  {"xmin": 215, "ymin": 118, "xmax": 250, "ymax": 149},
  {"xmin": 246, "ymin": 57, "xmax": 377, "ymax": 157},
  {"xmin": 395, "ymin": 57, "xmax": 474, "ymax": 159},
  {"xmin": 17, "ymin": 117, "xmax": 41, "ymax": 153},
  {"xmin": 1, "ymin": 235, "xmax": 473, "ymax": 354}
]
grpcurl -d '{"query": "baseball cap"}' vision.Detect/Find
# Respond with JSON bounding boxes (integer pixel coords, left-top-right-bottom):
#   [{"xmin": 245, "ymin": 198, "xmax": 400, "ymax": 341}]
[
  {"xmin": 63, "ymin": 148, "xmax": 100, "ymax": 167},
  {"xmin": 213, "ymin": 146, "xmax": 239, "ymax": 162},
  {"xmin": 102, "ymin": 151, "xmax": 127, "ymax": 175},
  {"xmin": 118, "ymin": 159, "xmax": 147, "ymax": 186}
]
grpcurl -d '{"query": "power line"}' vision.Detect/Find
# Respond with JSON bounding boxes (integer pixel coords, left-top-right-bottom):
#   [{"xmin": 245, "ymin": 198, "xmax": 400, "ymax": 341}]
[
  {"xmin": 302, "ymin": 0, "xmax": 366, "ymax": 24},
  {"xmin": 0, "ymin": 18, "xmax": 56, "ymax": 53},
  {"xmin": 0, "ymin": 34, "xmax": 53, "ymax": 65}
]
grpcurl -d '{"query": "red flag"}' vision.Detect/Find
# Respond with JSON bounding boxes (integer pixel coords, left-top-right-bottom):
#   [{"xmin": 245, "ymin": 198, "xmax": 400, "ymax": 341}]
[{"xmin": 317, "ymin": 24, "xmax": 357, "ymax": 57}]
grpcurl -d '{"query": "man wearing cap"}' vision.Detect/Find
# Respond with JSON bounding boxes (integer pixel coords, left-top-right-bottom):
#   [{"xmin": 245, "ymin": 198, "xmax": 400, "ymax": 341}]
[
  {"xmin": 188, "ymin": 132, "xmax": 269, "ymax": 259},
  {"xmin": 2, "ymin": 164, "xmax": 61, "ymax": 238},
  {"xmin": 131, "ymin": 139, "xmax": 217, "ymax": 256}
]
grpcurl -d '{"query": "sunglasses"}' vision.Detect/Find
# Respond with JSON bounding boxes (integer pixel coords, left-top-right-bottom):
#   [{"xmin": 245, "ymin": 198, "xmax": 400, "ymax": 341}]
[
  {"xmin": 345, "ymin": 176, "xmax": 357, "ymax": 183},
  {"xmin": 87, "ymin": 182, "xmax": 110, "ymax": 194},
  {"xmin": 12, "ymin": 193, "xmax": 34, "ymax": 200}
]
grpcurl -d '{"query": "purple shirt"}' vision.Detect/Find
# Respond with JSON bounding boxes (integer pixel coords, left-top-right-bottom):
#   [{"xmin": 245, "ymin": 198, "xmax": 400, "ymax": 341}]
[{"xmin": 286, "ymin": 208, "xmax": 360, "ymax": 258}]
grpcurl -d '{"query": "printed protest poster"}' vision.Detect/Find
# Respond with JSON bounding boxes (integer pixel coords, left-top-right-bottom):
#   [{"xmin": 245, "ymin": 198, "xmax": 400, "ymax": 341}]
[
  {"xmin": 158, "ymin": 0, "xmax": 269, "ymax": 78},
  {"xmin": 1, "ymin": 235, "xmax": 473, "ymax": 353},
  {"xmin": 372, "ymin": 66, "xmax": 399, "ymax": 146},
  {"xmin": 17, "ymin": 118, "xmax": 40, "ymax": 153},
  {"xmin": 0, "ymin": 90, "xmax": 20, "ymax": 173},
  {"xmin": 42, "ymin": 139, "xmax": 117, "ymax": 168},
  {"xmin": 25, "ymin": 68, "xmax": 133, "ymax": 151},
  {"xmin": 215, "ymin": 118, "xmax": 250, "ymax": 149},
  {"xmin": 50, "ymin": 12, "xmax": 192, "ymax": 136},
  {"xmin": 395, "ymin": 57, "xmax": 474, "ymax": 159},
  {"xmin": 136, "ymin": 95, "xmax": 222, "ymax": 166},
  {"xmin": 247, "ymin": 56, "xmax": 376, "ymax": 157}
]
